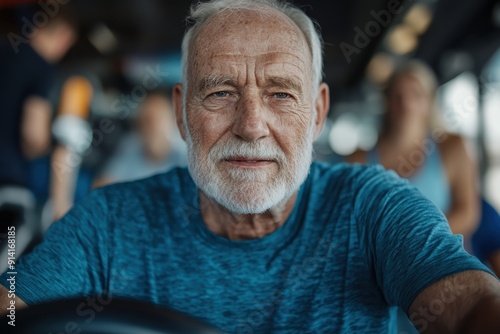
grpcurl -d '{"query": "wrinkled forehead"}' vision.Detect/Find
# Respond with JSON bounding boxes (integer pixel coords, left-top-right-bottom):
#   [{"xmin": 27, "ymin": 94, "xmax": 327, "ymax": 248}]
[{"xmin": 187, "ymin": 8, "xmax": 312, "ymax": 82}]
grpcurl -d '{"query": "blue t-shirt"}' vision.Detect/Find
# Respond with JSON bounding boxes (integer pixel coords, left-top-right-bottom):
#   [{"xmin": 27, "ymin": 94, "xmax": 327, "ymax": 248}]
[{"xmin": 0, "ymin": 162, "xmax": 491, "ymax": 333}]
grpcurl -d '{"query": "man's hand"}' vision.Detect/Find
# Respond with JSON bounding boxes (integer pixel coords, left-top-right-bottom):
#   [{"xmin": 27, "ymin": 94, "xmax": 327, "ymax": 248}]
[
  {"xmin": 0, "ymin": 285, "xmax": 27, "ymax": 317},
  {"xmin": 409, "ymin": 270, "xmax": 500, "ymax": 333}
]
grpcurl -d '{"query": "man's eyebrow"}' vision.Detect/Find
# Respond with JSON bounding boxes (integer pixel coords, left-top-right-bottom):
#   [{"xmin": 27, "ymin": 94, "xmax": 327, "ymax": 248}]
[
  {"xmin": 197, "ymin": 75, "xmax": 304, "ymax": 93},
  {"xmin": 266, "ymin": 76, "xmax": 303, "ymax": 93},
  {"xmin": 198, "ymin": 75, "xmax": 238, "ymax": 92}
]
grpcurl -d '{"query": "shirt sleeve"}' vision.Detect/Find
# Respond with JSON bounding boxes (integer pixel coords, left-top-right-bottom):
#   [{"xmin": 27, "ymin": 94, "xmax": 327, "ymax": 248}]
[
  {"xmin": 0, "ymin": 189, "xmax": 109, "ymax": 306},
  {"xmin": 353, "ymin": 165, "xmax": 494, "ymax": 313}
]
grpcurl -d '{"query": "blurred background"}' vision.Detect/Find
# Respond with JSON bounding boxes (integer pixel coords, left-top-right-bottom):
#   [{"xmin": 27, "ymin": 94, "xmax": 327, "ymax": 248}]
[{"xmin": 0, "ymin": 0, "xmax": 499, "ymax": 269}]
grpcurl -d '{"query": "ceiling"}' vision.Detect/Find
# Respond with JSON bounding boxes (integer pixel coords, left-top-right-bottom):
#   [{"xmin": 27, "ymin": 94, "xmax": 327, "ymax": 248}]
[{"xmin": 1, "ymin": 0, "xmax": 500, "ymax": 99}]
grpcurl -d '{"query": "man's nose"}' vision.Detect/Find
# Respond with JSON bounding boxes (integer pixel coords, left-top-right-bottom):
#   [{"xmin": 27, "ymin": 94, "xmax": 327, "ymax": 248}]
[{"xmin": 231, "ymin": 95, "xmax": 270, "ymax": 142}]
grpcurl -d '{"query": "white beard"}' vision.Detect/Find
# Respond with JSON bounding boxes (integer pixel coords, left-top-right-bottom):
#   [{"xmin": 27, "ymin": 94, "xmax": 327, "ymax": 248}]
[{"xmin": 185, "ymin": 119, "xmax": 315, "ymax": 214}]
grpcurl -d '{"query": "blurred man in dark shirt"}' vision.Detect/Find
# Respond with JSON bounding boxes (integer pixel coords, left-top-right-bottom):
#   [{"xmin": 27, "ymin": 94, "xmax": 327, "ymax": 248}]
[{"xmin": 0, "ymin": 8, "xmax": 76, "ymax": 188}]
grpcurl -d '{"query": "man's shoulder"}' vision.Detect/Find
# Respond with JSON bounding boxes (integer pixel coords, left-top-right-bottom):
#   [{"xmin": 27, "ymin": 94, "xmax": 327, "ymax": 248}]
[
  {"xmin": 309, "ymin": 161, "xmax": 390, "ymax": 186},
  {"xmin": 308, "ymin": 161, "xmax": 408, "ymax": 202}
]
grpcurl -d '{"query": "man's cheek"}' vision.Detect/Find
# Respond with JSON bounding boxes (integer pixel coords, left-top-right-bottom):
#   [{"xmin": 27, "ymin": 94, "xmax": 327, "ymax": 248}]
[{"xmin": 273, "ymin": 123, "xmax": 310, "ymax": 150}]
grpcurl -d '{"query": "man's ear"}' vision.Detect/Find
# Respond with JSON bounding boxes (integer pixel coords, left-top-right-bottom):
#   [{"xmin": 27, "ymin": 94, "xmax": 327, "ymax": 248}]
[
  {"xmin": 173, "ymin": 83, "xmax": 186, "ymax": 141},
  {"xmin": 313, "ymin": 82, "xmax": 330, "ymax": 140}
]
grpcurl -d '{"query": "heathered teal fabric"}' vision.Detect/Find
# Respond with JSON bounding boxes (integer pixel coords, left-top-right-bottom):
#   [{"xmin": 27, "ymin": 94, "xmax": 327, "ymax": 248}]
[{"xmin": 0, "ymin": 162, "xmax": 491, "ymax": 333}]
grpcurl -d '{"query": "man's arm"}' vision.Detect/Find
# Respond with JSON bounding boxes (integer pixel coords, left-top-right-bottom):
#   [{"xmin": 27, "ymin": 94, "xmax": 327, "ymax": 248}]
[
  {"xmin": 352, "ymin": 165, "xmax": 497, "ymax": 332},
  {"xmin": 409, "ymin": 270, "xmax": 500, "ymax": 333},
  {"xmin": 0, "ymin": 285, "xmax": 27, "ymax": 317}
]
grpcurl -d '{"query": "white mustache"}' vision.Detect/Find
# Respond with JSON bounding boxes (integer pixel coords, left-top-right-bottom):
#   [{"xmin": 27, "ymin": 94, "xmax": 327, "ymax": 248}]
[{"xmin": 209, "ymin": 140, "xmax": 286, "ymax": 163}]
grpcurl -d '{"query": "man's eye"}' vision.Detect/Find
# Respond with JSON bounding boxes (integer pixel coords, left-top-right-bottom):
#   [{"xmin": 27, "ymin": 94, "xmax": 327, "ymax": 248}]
[
  {"xmin": 212, "ymin": 91, "xmax": 229, "ymax": 98},
  {"xmin": 273, "ymin": 92, "xmax": 290, "ymax": 99}
]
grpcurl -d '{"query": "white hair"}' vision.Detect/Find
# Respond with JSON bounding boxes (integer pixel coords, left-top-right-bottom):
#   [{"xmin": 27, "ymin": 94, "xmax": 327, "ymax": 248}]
[{"xmin": 180, "ymin": 0, "xmax": 324, "ymax": 98}]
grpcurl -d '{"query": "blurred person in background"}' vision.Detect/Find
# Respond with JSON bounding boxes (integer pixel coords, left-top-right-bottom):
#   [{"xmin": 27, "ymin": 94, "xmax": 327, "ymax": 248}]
[
  {"xmin": 0, "ymin": 8, "xmax": 76, "ymax": 192},
  {"xmin": 0, "ymin": 6, "xmax": 76, "ymax": 272},
  {"xmin": 0, "ymin": 8, "xmax": 76, "ymax": 227},
  {"xmin": 347, "ymin": 60, "xmax": 500, "ymax": 276},
  {"xmin": 48, "ymin": 75, "xmax": 94, "ymax": 222},
  {"xmin": 94, "ymin": 90, "xmax": 186, "ymax": 187}
]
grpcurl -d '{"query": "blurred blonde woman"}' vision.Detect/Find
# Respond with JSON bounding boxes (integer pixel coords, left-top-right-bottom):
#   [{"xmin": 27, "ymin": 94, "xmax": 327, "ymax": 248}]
[{"xmin": 348, "ymin": 60, "xmax": 500, "ymax": 275}]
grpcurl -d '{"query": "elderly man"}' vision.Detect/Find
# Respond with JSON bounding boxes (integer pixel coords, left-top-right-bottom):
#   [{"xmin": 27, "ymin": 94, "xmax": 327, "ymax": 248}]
[{"xmin": 1, "ymin": 0, "xmax": 500, "ymax": 333}]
